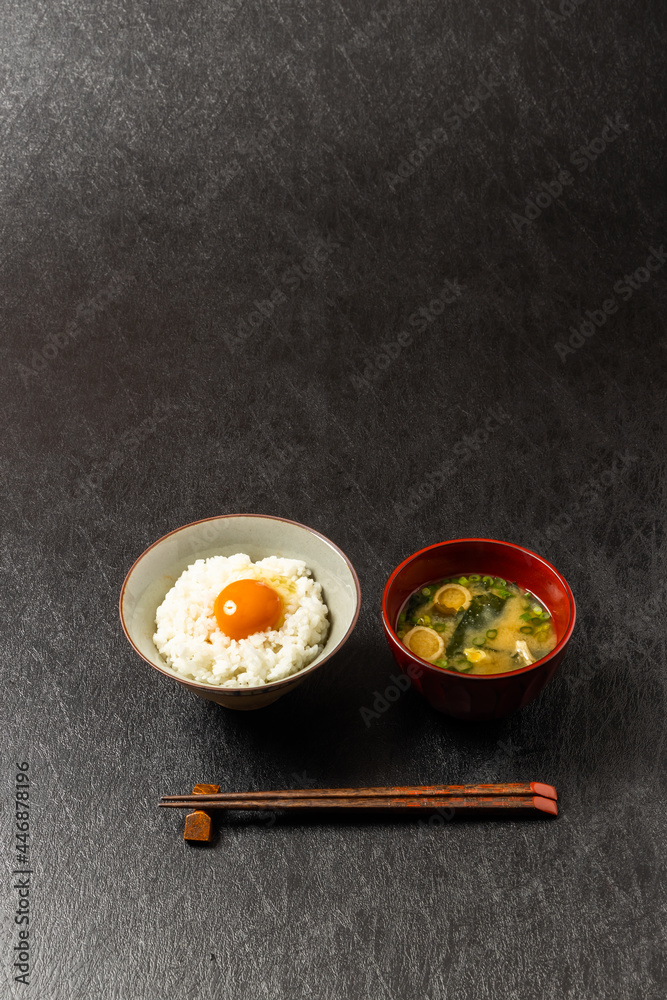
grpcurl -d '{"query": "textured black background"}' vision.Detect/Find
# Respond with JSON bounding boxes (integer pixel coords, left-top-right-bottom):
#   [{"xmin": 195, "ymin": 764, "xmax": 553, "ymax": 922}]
[{"xmin": 2, "ymin": 1, "xmax": 666, "ymax": 997}]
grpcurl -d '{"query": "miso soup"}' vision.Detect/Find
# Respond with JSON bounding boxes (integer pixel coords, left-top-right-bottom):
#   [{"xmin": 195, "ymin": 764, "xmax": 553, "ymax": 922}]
[{"xmin": 397, "ymin": 574, "xmax": 557, "ymax": 674}]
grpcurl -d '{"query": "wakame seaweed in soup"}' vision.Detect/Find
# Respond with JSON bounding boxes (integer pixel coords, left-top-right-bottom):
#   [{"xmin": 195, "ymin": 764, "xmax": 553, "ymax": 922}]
[{"xmin": 397, "ymin": 575, "xmax": 557, "ymax": 674}]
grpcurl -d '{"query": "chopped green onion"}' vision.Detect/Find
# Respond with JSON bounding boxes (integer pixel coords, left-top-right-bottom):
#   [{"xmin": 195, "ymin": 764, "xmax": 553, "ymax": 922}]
[
  {"xmin": 482, "ymin": 576, "xmax": 494, "ymax": 586},
  {"xmin": 519, "ymin": 625, "xmax": 533, "ymax": 634},
  {"xmin": 539, "ymin": 611, "xmax": 551, "ymax": 620},
  {"xmin": 458, "ymin": 576, "xmax": 468, "ymax": 585},
  {"xmin": 421, "ymin": 587, "xmax": 431, "ymax": 596},
  {"xmin": 486, "ymin": 629, "xmax": 497, "ymax": 639},
  {"xmin": 495, "ymin": 577, "xmax": 506, "ymax": 587},
  {"xmin": 468, "ymin": 574, "xmax": 481, "ymax": 581},
  {"xmin": 519, "ymin": 612, "xmax": 533, "ymax": 622},
  {"xmin": 434, "ymin": 657, "xmax": 448, "ymax": 669},
  {"xmin": 397, "ymin": 630, "xmax": 406, "ymax": 638},
  {"xmin": 434, "ymin": 623, "xmax": 447, "ymax": 633},
  {"xmin": 530, "ymin": 617, "xmax": 543, "ymax": 625},
  {"xmin": 455, "ymin": 662, "xmax": 474, "ymax": 673},
  {"xmin": 532, "ymin": 605, "xmax": 542, "ymax": 615},
  {"xmin": 472, "ymin": 636, "xmax": 486, "ymax": 647}
]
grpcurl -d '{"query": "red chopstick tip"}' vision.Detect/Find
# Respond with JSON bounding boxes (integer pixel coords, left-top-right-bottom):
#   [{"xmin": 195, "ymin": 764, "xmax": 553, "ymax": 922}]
[
  {"xmin": 530, "ymin": 782, "xmax": 557, "ymax": 801},
  {"xmin": 532, "ymin": 796, "xmax": 558, "ymax": 817}
]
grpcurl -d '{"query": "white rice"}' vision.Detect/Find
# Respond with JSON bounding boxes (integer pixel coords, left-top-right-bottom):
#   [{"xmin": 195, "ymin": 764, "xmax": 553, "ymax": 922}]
[{"xmin": 153, "ymin": 553, "xmax": 329, "ymax": 687}]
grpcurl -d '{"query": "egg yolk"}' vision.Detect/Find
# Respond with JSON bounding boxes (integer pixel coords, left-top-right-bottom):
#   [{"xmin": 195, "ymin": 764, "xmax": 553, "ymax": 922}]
[{"xmin": 214, "ymin": 579, "xmax": 282, "ymax": 640}]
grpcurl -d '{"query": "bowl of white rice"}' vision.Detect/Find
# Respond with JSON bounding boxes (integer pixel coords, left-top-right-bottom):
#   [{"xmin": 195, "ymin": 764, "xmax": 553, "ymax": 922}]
[{"xmin": 119, "ymin": 515, "xmax": 361, "ymax": 709}]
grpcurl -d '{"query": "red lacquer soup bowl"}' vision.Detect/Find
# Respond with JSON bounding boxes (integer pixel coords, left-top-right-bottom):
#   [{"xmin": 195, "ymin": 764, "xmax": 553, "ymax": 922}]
[{"xmin": 381, "ymin": 539, "xmax": 576, "ymax": 721}]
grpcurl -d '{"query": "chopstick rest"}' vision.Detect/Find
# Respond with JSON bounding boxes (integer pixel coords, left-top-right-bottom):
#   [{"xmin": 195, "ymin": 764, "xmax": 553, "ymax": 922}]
[{"xmin": 183, "ymin": 783, "xmax": 220, "ymax": 842}]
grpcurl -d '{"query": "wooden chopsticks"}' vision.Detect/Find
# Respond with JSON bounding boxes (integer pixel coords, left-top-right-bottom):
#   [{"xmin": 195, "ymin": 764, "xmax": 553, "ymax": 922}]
[{"xmin": 160, "ymin": 782, "xmax": 558, "ymax": 817}]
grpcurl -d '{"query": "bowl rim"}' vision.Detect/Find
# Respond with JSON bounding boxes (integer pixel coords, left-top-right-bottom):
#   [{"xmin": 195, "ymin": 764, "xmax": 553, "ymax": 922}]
[
  {"xmin": 119, "ymin": 513, "xmax": 362, "ymax": 696},
  {"xmin": 381, "ymin": 537, "xmax": 576, "ymax": 681}
]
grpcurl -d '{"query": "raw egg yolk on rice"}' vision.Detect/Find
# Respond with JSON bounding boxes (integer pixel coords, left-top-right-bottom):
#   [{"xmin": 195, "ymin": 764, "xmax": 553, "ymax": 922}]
[{"xmin": 214, "ymin": 579, "xmax": 282, "ymax": 640}]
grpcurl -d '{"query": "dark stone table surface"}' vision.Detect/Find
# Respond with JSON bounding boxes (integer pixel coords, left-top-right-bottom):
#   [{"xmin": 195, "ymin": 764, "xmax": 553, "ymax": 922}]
[{"xmin": 2, "ymin": 2, "xmax": 665, "ymax": 998}]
